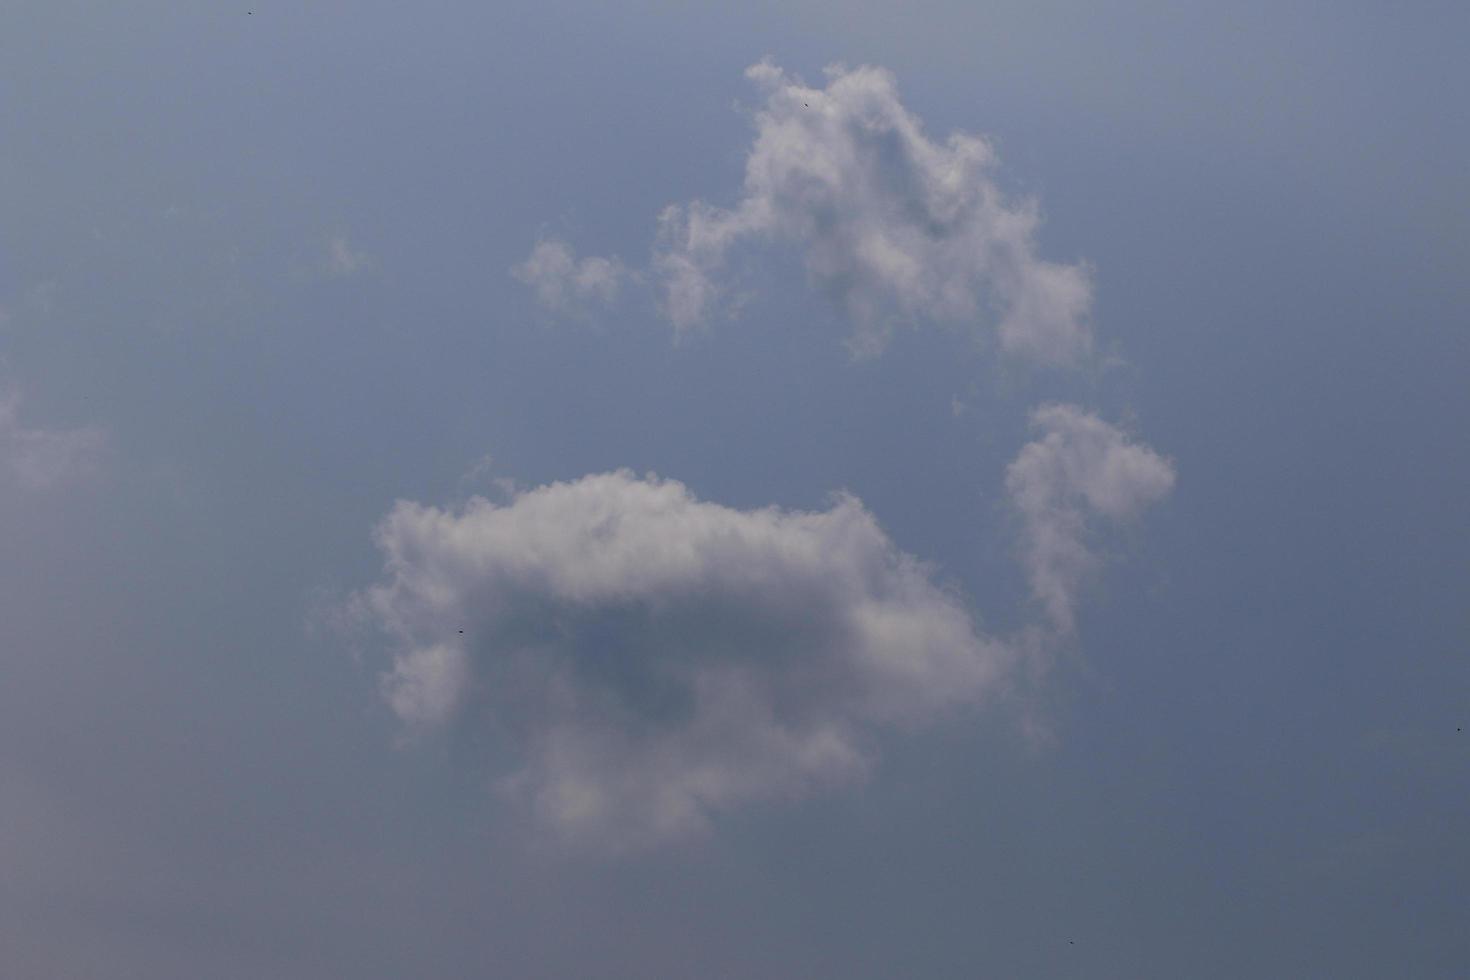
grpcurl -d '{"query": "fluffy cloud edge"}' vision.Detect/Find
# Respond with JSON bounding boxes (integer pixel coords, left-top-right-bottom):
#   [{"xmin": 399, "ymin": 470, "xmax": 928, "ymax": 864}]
[
  {"xmin": 516, "ymin": 60, "xmax": 1095, "ymax": 366},
  {"xmin": 354, "ymin": 469, "xmax": 1013, "ymax": 849}
]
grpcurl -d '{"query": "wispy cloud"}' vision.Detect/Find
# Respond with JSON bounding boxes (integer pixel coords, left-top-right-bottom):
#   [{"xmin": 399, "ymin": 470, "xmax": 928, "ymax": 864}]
[
  {"xmin": 325, "ymin": 235, "xmax": 371, "ymax": 278},
  {"xmin": 1006, "ymin": 405, "xmax": 1175, "ymax": 634},
  {"xmin": 0, "ymin": 391, "xmax": 105, "ymax": 490},
  {"xmin": 512, "ymin": 239, "xmax": 627, "ymax": 319}
]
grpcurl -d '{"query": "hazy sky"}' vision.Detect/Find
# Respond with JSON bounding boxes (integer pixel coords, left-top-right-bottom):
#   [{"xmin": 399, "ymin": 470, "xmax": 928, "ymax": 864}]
[{"xmin": 3, "ymin": 2, "xmax": 1468, "ymax": 977}]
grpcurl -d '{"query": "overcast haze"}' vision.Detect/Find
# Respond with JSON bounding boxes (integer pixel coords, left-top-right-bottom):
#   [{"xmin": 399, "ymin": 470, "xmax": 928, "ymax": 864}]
[{"xmin": 3, "ymin": 2, "xmax": 1468, "ymax": 977}]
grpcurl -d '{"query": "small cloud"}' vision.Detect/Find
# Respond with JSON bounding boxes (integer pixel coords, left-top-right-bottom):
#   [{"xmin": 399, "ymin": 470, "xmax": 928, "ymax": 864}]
[
  {"xmin": 454, "ymin": 453, "xmax": 519, "ymax": 502},
  {"xmin": 1006, "ymin": 404, "xmax": 1175, "ymax": 633},
  {"xmin": 326, "ymin": 236, "xmax": 371, "ymax": 277},
  {"xmin": 456, "ymin": 452, "xmax": 497, "ymax": 489},
  {"xmin": 0, "ymin": 390, "xmax": 106, "ymax": 490},
  {"xmin": 512, "ymin": 239, "xmax": 627, "ymax": 319}
]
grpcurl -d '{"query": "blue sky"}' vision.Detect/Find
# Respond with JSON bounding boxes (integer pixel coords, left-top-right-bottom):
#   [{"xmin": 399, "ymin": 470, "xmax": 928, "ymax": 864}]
[{"xmin": 2, "ymin": 2, "xmax": 1467, "ymax": 976}]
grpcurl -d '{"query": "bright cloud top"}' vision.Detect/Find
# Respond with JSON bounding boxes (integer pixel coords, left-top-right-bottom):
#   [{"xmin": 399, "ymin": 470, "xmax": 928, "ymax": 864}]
[
  {"xmin": 0, "ymin": 391, "xmax": 105, "ymax": 490},
  {"xmin": 512, "ymin": 239, "xmax": 627, "ymax": 319},
  {"xmin": 357, "ymin": 470, "xmax": 1010, "ymax": 848},
  {"xmin": 519, "ymin": 61, "xmax": 1094, "ymax": 365},
  {"xmin": 1007, "ymin": 405, "xmax": 1176, "ymax": 633}
]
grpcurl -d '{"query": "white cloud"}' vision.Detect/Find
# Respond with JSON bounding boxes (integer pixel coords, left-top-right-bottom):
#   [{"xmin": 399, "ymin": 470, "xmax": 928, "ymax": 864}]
[
  {"xmin": 354, "ymin": 470, "xmax": 1010, "ymax": 848},
  {"xmin": 516, "ymin": 62, "xmax": 1093, "ymax": 363},
  {"xmin": 512, "ymin": 239, "xmax": 627, "ymax": 318},
  {"xmin": 0, "ymin": 392, "xmax": 105, "ymax": 490},
  {"xmin": 1006, "ymin": 405, "xmax": 1175, "ymax": 633},
  {"xmin": 644, "ymin": 60, "xmax": 1093, "ymax": 363}
]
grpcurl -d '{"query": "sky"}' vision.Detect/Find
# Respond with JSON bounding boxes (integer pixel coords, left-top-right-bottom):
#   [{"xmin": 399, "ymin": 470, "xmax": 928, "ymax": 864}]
[{"xmin": 2, "ymin": 1, "xmax": 1468, "ymax": 976}]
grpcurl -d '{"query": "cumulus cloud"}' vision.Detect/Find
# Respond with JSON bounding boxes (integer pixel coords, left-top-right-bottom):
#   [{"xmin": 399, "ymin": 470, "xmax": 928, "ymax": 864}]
[
  {"xmin": 512, "ymin": 239, "xmax": 627, "ymax": 318},
  {"xmin": 1006, "ymin": 405, "xmax": 1175, "ymax": 633},
  {"xmin": 0, "ymin": 392, "xmax": 105, "ymax": 490},
  {"xmin": 657, "ymin": 59, "xmax": 1096, "ymax": 363},
  {"xmin": 354, "ymin": 470, "xmax": 1010, "ymax": 848},
  {"xmin": 517, "ymin": 61, "xmax": 1093, "ymax": 363}
]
